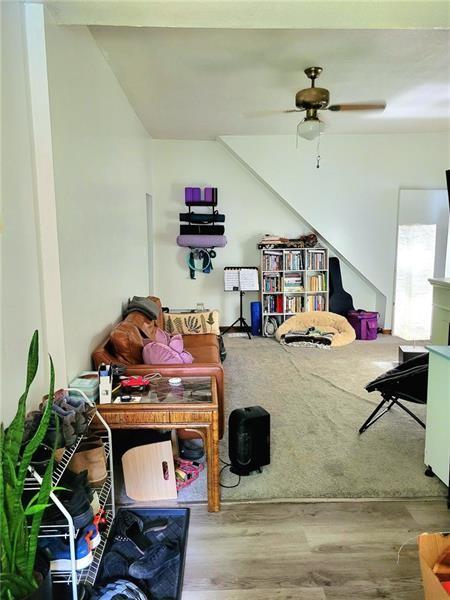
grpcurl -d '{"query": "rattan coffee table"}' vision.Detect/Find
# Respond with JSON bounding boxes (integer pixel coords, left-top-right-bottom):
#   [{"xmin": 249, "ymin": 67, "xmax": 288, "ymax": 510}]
[{"xmin": 98, "ymin": 376, "xmax": 220, "ymax": 512}]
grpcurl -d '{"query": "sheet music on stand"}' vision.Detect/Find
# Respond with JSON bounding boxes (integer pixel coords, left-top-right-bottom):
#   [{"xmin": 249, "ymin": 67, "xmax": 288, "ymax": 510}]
[{"xmin": 224, "ymin": 267, "xmax": 259, "ymax": 292}]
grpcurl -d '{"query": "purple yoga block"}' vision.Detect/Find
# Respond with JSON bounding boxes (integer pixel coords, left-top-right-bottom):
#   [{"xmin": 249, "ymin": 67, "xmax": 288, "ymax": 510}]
[
  {"xmin": 204, "ymin": 187, "xmax": 213, "ymax": 202},
  {"xmin": 185, "ymin": 187, "xmax": 193, "ymax": 202},
  {"xmin": 192, "ymin": 187, "xmax": 201, "ymax": 201}
]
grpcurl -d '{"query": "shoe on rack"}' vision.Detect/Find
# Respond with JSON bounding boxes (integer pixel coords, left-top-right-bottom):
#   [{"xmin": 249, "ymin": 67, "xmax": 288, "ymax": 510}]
[
  {"xmin": 90, "ymin": 580, "xmax": 147, "ymax": 600},
  {"xmin": 80, "ymin": 522, "xmax": 101, "ymax": 550},
  {"xmin": 44, "ymin": 413, "xmax": 65, "ymax": 449},
  {"xmin": 66, "ymin": 435, "xmax": 107, "ymax": 486},
  {"xmin": 22, "ymin": 411, "xmax": 43, "ymax": 444},
  {"xmin": 42, "ymin": 486, "xmax": 94, "ymax": 529},
  {"xmin": 113, "ymin": 510, "xmax": 151, "ymax": 556},
  {"xmin": 59, "ymin": 468, "xmax": 100, "ymax": 513},
  {"xmin": 23, "ymin": 443, "xmax": 54, "ymax": 476},
  {"xmin": 52, "ymin": 404, "xmax": 78, "ymax": 447},
  {"xmin": 129, "ymin": 541, "xmax": 180, "ymax": 579},
  {"xmin": 39, "ymin": 536, "xmax": 92, "ymax": 571}
]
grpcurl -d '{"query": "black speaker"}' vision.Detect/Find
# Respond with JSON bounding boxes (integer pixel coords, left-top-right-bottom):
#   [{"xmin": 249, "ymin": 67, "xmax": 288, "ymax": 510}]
[{"xmin": 228, "ymin": 406, "xmax": 270, "ymax": 476}]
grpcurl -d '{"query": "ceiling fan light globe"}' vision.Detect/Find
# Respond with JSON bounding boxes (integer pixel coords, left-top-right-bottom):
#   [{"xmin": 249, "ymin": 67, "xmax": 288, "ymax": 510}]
[{"xmin": 297, "ymin": 118, "xmax": 324, "ymax": 141}]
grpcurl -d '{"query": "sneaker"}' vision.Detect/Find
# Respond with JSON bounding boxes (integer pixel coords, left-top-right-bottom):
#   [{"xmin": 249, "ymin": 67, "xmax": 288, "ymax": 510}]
[
  {"xmin": 129, "ymin": 542, "xmax": 180, "ymax": 579},
  {"xmin": 113, "ymin": 511, "xmax": 151, "ymax": 555},
  {"xmin": 98, "ymin": 550, "xmax": 129, "ymax": 582},
  {"xmin": 39, "ymin": 536, "xmax": 92, "ymax": 571},
  {"xmin": 43, "ymin": 486, "xmax": 93, "ymax": 529},
  {"xmin": 80, "ymin": 522, "xmax": 101, "ymax": 550},
  {"xmin": 60, "ymin": 469, "xmax": 96, "ymax": 506}
]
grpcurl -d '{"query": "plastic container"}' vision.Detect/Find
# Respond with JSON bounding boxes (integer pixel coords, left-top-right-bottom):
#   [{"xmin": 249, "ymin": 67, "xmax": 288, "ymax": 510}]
[
  {"xmin": 97, "ymin": 507, "xmax": 190, "ymax": 599},
  {"xmin": 251, "ymin": 301, "xmax": 262, "ymax": 336},
  {"xmin": 347, "ymin": 310, "xmax": 378, "ymax": 340}
]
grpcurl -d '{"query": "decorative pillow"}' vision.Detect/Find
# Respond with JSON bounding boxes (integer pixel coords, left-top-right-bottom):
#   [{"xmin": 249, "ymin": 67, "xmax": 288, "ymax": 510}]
[
  {"xmin": 110, "ymin": 322, "xmax": 143, "ymax": 364},
  {"xmin": 164, "ymin": 310, "xmax": 220, "ymax": 335},
  {"xmin": 143, "ymin": 328, "xmax": 194, "ymax": 365}
]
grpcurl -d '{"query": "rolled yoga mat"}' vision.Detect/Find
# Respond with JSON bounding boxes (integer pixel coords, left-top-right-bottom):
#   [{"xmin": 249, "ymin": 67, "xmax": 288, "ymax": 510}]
[
  {"xmin": 180, "ymin": 224, "xmax": 225, "ymax": 235},
  {"xmin": 179, "ymin": 212, "xmax": 225, "ymax": 224},
  {"xmin": 177, "ymin": 235, "xmax": 227, "ymax": 248}
]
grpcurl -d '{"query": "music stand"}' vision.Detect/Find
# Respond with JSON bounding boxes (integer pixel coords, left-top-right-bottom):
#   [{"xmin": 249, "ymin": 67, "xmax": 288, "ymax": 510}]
[{"xmin": 223, "ymin": 267, "xmax": 259, "ymax": 339}]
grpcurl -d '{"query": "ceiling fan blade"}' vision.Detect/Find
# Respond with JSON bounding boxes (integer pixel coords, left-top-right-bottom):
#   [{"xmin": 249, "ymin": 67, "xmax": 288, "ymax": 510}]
[
  {"xmin": 284, "ymin": 109, "xmax": 304, "ymax": 113},
  {"xmin": 243, "ymin": 109, "xmax": 299, "ymax": 118},
  {"xmin": 327, "ymin": 102, "xmax": 386, "ymax": 112}
]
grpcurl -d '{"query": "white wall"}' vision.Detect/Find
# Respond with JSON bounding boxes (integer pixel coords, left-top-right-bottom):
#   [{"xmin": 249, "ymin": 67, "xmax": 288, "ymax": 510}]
[
  {"xmin": 44, "ymin": 14, "xmax": 153, "ymax": 379},
  {"xmin": 221, "ymin": 133, "xmax": 449, "ymax": 326},
  {"xmin": 152, "ymin": 140, "xmax": 375, "ymax": 325},
  {"xmin": 1, "ymin": 3, "xmax": 46, "ymax": 425}
]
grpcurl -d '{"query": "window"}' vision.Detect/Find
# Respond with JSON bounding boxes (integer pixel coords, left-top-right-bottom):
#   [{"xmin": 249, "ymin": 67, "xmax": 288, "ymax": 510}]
[{"xmin": 393, "ymin": 224, "xmax": 436, "ymax": 340}]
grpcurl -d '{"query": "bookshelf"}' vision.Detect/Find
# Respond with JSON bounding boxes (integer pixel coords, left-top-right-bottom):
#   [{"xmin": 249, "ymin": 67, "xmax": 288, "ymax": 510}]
[{"xmin": 260, "ymin": 247, "xmax": 329, "ymax": 336}]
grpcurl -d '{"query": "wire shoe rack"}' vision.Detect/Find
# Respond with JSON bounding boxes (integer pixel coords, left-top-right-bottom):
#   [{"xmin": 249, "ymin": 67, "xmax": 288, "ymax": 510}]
[{"xmin": 25, "ymin": 388, "xmax": 115, "ymax": 600}]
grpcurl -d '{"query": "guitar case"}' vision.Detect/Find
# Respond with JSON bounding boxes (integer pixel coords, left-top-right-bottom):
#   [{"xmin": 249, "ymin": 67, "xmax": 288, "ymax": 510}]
[{"xmin": 329, "ymin": 257, "xmax": 355, "ymax": 316}]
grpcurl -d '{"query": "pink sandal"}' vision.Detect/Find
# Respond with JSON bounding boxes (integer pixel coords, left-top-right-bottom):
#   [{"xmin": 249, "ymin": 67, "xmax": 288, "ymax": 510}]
[{"xmin": 175, "ymin": 457, "xmax": 204, "ymax": 491}]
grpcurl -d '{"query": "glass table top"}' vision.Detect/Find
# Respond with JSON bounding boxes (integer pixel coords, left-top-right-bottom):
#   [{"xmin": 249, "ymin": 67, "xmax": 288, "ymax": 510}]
[{"xmin": 113, "ymin": 376, "xmax": 212, "ymax": 404}]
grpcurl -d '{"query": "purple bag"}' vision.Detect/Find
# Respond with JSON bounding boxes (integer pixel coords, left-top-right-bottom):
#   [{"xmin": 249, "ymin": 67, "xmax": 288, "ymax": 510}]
[{"xmin": 347, "ymin": 310, "xmax": 378, "ymax": 341}]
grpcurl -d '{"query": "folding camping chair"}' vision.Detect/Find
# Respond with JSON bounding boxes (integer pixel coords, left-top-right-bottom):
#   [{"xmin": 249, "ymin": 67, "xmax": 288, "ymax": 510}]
[{"xmin": 359, "ymin": 352, "xmax": 429, "ymax": 434}]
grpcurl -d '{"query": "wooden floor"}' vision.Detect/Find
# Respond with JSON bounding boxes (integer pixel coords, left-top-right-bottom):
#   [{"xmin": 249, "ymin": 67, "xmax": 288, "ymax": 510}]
[{"xmin": 182, "ymin": 499, "xmax": 449, "ymax": 600}]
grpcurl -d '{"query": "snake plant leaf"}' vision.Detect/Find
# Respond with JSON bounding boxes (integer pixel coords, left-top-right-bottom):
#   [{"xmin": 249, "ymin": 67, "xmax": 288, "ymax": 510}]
[
  {"xmin": 27, "ymin": 451, "xmax": 54, "ymax": 577},
  {"xmin": 0, "ymin": 425, "xmax": 12, "ymax": 573},
  {"xmin": 4, "ymin": 331, "xmax": 39, "ymax": 467},
  {"xmin": 16, "ymin": 356, "xmax": 54, "ymax": 486},
  {"xmin": 24, "ymin": 503, "xmax": 51, "ymax": 517}
]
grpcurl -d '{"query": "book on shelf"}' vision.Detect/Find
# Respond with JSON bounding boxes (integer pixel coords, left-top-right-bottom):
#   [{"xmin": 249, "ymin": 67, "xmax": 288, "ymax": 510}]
[
  {"xmin": 263, "ymin": 251, "xmax": 283, "ymax": 271},
  {"xmin": 284, "ymin": 274, "xmax": 304, "ymax": 293},
  {"xmin": 307, "ymin": 273, "xmax": 327, "ymax": 291},
  {"xmin": 307, "ymin": 249, "xmax": 326, "ymax": 270},
  {"xmin": 263, "ymin": 273, "xmax": 282, "ymax": 292},
  {"xmin": 285, "ymin": 295, "xmax": 304, "ymax": 313},
  {"xmin": 306, "ymin": 294, "xmax": 326, "ymax": 311},
  {"xmin": 284, "ymin": 251, "xmax": 304, "ymax": 271},
  {"xmin": 264, "ymin": 294, "xmax": 284, "ymax": 314}
]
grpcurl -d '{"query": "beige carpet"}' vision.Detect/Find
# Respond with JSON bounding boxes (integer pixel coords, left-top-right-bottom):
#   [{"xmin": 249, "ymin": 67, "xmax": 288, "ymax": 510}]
[{"xmin": 117, "ymin": 336, "xmax": 447, "ymax": 504}]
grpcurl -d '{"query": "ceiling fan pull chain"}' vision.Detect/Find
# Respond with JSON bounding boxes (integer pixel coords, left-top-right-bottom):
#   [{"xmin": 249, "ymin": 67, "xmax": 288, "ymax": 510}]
[{"xmin": 316, "ymin": 135, "xmax": 321, "ymax": 169}]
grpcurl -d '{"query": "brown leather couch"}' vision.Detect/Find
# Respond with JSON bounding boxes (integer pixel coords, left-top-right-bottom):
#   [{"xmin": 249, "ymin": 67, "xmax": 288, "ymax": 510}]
[{"xmin": 92, "ymin": 297, "xmax": 225, "ymax": 437}]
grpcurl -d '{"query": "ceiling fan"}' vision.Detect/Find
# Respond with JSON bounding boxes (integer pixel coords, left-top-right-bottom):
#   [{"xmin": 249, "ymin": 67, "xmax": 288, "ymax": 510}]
[{"xmin": 284, "ymin": 66, "xmax": 386, "ymax": 140}]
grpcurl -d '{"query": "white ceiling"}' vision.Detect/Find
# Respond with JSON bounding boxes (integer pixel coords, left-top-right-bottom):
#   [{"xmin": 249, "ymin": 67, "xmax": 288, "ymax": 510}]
[{"xmin": 89, "ymin": 27, "xmax": 450, "ymax": 139}]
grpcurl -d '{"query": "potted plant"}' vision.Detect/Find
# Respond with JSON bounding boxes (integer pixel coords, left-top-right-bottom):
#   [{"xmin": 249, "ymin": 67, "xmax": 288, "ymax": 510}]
[{"xmin": 1, "ymin": 331, "xmax": 57, "ymax": 600}]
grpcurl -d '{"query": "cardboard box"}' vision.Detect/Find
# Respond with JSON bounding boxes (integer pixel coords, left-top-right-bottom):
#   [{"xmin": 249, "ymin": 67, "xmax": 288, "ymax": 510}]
[{"xmin": 419, "ymin": 533, "xmax": 450, "ymax": 600}]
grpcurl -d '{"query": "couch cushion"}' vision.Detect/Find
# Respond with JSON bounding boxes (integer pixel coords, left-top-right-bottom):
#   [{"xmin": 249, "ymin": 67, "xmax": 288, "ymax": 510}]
[
  {"xmin": 187, "ymin": 343, "xmax": 220, "ymax": 364},
  {"xmin": 183, "ymin": 334, "xmax": 219, "ymax": 349},
  {"xmin": 164, "ymin": 310, "xmax": 220, "ymax": 335},
  {"xmin": 110, "ymin": 321, "xmax": 143, "ymax": 364}
]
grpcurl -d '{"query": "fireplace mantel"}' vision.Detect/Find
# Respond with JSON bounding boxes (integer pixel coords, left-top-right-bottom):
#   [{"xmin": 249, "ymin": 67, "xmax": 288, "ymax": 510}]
[{"xmin": 429, "ymin": 278, "xmax": 450, "ymax": 344}]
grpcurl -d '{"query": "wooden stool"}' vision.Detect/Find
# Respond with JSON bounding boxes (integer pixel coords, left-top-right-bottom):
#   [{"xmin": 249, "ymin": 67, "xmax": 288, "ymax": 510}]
[{"xmin": 122, "ymin": 441, "xmax": 177, "ymax": 501}]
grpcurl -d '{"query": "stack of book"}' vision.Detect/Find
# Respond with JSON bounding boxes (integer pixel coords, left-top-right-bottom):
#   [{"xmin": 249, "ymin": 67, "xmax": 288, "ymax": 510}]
[
  {"xmin": 308, "ymin": 249, "xmax": 326, "ymax": 270},
  {"xmin": 284, "ymin": 275, "xmax": 304, "ymax": 293},
  {"xmin": 264, "ymin": 294, "xmax": 284, "ymax": 314},
  {"xmin": 263, "ymin": 251, "xmax": 283, "ymax": 271},
  {"xmin": 306, "ymin": 295, "xmax": 326, "ymax": 311},
  {"xmin": 284, "ymin": 251, "xmax": 304, "ymax": 270},
  {"xmin": 285, "ymin": 296, "xmax": 304, "ymax": 313},
  {"xmin": 308, "ymin": 273, "xmax": 327, "ymax": 291},
  {"xmin": 263, "ymin": 274, "xmax": 282, "ymax": 292}
]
